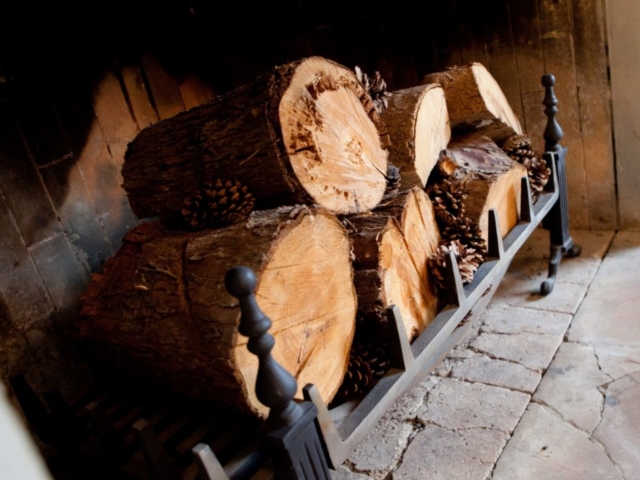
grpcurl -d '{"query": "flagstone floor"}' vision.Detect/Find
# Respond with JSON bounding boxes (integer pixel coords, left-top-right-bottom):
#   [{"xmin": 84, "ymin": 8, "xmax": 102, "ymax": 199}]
[{"xmin": 333, "ymin": 228, "xmax": 640, "ymax": 480}]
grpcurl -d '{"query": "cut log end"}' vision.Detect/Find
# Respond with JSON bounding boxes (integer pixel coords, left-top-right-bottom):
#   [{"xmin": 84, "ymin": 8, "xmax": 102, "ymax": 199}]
[
  {"xmin": 280, "ymin": 57, "xmax": 388, "ymax": 214},
  {"xmin": 423, "ymin": 63, "xmax": 522, "ymax": 142},
  {"xmin": 351, "ymin": 190, "xmax": 440, "ymax": 342},
  {"xmin": 79, "ymin": 206, "xmax": 357, "ymax": 418},
  {"xmin": 439, "ymin": 135, "xmax": 527, "ymax": 240},
  {"xmin": 379, "ymin": 224, "xmax": 430, "ymax": 340},
  {"xmin": 382, "ymin": 84, "xmax": 451, "ymax": 189},
  {"xmin": 234, "ymin": 209, "xmax": 357, "ymax": 414},
  {"xmin": 413, "ymin": 86, "xmax": 451, "ymax": 187},
  {"xmin": 478, "ymin": 167, "xmax": 524, "ymax": 240},
  {"xmin": 469, "ymin": 63, "xmax": 522, "ymax": 136}
]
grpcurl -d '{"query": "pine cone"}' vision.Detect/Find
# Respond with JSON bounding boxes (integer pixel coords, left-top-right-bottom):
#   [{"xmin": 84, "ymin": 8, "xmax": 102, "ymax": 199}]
[
  {"xmin": 355, "ymin": 342, "xmax": 391, "ymax": 382},
  {"xmin": 385, "ymin": 164, "xmax": 401, "ymax": 196},
  {"xmin": 501, "ymin": 135, "xmax": 551, "ymax": 201},
  {"xmin": 527, "ymin": 156, "xmax": 551, "ymax": 200},
  {"xmin": 501, "ymin": 134, "xmax": 535, "ymax": 159},
  {"xmin": 335, "ymin": 355, "xmax": 375, "ymax": 402},
  {"xmin": 442, "ymin": 217, "xmax": 487, "ymax": 257},
  {"xmin": 355, "ymin": 66, "xmax": 389, "ymax": 114},
  {"xmin": 429, "ymin": 240, "xmax": 484, "ymax": 290},
  {"xmin": 182, "ymin": 179, "xmax": 255, "ymax": 229},
  {"xmin": 427, "ymin": 179, "xmax": 468, "ymax": 227},
  {"xmin": 333, "ymin": 341, "xmax": 391, "ymax": 404}
]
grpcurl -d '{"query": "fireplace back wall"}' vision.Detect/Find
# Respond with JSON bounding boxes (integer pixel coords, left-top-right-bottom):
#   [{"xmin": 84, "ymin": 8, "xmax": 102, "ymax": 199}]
[{"xmin": 0, "ymin": 0, "xmax": 616, "ymax": 401}]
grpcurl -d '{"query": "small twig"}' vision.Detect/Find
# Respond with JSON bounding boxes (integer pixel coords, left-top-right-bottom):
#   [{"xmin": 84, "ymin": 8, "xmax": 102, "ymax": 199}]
[
  {"xmin": 238, "ymin": 144, "xmax": 266, "ymax": 166},
  {"xmin": 138, "ymin": 265, "xmax": 179, "ymax": 281}
]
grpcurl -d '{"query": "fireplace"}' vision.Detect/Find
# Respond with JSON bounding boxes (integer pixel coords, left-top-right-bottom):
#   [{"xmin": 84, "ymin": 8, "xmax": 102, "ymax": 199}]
[{"xmin": 0, "ymin": 1, "xmax": 621, "ymax": 478}]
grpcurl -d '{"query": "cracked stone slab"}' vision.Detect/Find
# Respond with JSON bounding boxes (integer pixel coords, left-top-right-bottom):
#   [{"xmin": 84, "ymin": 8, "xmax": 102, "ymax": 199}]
[
  {"xmin": 593, "ymin": 371, "xmax": 640, "ymax": 479},
  {"xmin": 492, "ymin": 273, "xmax": 588, "ymax": 315},
  {"xmin": 385, "ymin": 376, "xmax": 440, "ymax": 423},
  {"xmin": 492, "ymin": 403, "xmax": 624, "ymax": 480},
  {"xmin": 533, "ymin": 342, "xmax": 613, "ymax": 433},
  {"xmin": 590, "ymin": 231, "xmax": 640, "ymax": 287},
  {"xmin": 594, "ymin": 344, "xmax": 640, "ymax": 380},
  {"xmin": 433, "ymin": 357, "xmax": 456, "ymax": 377},
  {"xmin": 331, "ymin": 467, "xmax": 373, "ymax": 480},
  {"xmin": 568, "ymin": 231, "xmax": 640, "ymax": 347},
  {"xmin": 567, "ymin": 283, "xmax": 640, "ymax": 347},
  {"xmin": 479, "ymin": 304, "xmax": 572, "ymax": 337},
  {"xmin": 347, "ymin": 420, "xmax": 413, "ymax": 479},
  {"xmin": 392, "ymin": 424, "xmax": 509, "ymax": 480},
  {"xmin": 471, "ymin": 331, "xmax": 562, "ymax": 372},
  {"xmin": 451, "ymin": 353, "xmax": 541, "ymax": 394},
  {"xmin": 447, "ymin": 345, "xmax": 475, "ymax": 359},
  {"xmin": 416, "ymin": 377, "xmax": 530, "ymax": 433}
]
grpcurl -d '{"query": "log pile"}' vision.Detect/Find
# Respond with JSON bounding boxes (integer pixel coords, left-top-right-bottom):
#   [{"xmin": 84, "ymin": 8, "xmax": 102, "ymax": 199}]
[{"xmin": 79, "ymin": 57, "xmax": 545, "ymax": 413}]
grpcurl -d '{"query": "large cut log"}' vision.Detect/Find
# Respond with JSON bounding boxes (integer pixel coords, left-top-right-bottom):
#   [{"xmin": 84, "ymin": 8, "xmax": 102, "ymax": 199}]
[
  {"xmin": 423, "ymin": 63, "xmax": 522, "ymax": 143},
  {"xmin": 434, "ymin": 135, "xmax": 527, "ymax": 240},
  {"xmin": 123, "ymin": 56, "xmax": 390, "ymax": 223},
  {"xmin": 78, "ymin": 206, "xmax": 357, "ymax": 417},
  {"xmin": 381, "ymin": 84, "xmax": 451, "ymax": 189},
  {"xmin": 347, "ymin": 188, "xmax": 440, "ymax": 340}
]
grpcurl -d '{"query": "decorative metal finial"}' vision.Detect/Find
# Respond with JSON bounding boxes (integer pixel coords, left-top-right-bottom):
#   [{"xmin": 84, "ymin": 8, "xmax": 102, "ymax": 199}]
[
  {"xmin": 542, "ymin": 74, "xmax": 563, "ymax": 152},
  {"xmin": 225, "ymin": 266, "xmax": 303, "ymax": 428}
]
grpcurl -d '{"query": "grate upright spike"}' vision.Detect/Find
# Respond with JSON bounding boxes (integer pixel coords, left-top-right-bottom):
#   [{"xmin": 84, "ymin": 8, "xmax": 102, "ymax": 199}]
[
  {"xmin": 192, "ymin": 443, "xmax": 230, "ymax": 480},
  {"xmin": 444, "ymin": 250, "xmax": 466, "ymax": 306},
  {"xmin": 520, "ymin": 176, "xmax": 534, "ymax": 223},
  {"xmin": 487, "ymin": 209, "xmax": 504, "ymax": 260},
  {"xmin": 385, "ymin": 306, "xmax": 415, "ymax": 370}
]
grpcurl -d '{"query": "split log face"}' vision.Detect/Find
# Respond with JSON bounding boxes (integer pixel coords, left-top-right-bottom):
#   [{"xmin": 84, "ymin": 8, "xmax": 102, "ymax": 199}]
[
  {"xmin": 123, "ymin": 56, "xmax": 389, "ymax": 223},
  {"xmin": 440, "ymin": 135, "xmax": 527, "ymax": 239},
  {"xmin": 79, "ymin": 206, "xmax": 356, "ymax": 417},
  {"xmin": 381, "ymin": 84, "xmax": 451, "ymax": 188},
  {"xmin": 423, "ymin": 63, "xmax": 523, "ymax": 143},
  {"xmin": 379, "ymin": 225, "xmax": 429, "ymax": 340},
  {"xmin": 376, "ymin": 188, "xmax": 441, "ymax": 328},
  {"xmin": 348, "ymin": 189, "xmax": 440, "ymax": 341}
]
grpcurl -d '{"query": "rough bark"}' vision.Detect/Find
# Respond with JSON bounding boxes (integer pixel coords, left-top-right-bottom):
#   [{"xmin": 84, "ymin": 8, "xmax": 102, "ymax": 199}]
[
  {"xmin": 123, "ymin": 56, "xmax": 389, "ymax": 224},
  {"xmin": 78, "ymin": 206, "xmax": 357, "ymax": 417},
  {"xmin": 437, "ymin": 135, "xmax": 528, "ymax": 240},
  {"xmin": 423, "ymin": 63, "xmax": 523, "ymax": 143},
  {"xmin": 381, "ymin": 84, "xmax": 451, "ymax": 188}
]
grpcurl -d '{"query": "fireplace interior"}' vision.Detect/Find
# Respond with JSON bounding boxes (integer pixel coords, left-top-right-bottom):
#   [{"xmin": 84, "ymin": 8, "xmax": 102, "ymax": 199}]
[{"xmin": 0, "ymin": 0, "xmax": 624, "ymax": 478}]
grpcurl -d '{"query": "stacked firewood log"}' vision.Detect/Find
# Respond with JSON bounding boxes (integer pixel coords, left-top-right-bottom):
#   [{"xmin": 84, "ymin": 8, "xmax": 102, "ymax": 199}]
[{"xmin": 78, "ymin": 58, "xmax": 547, "ymax": 415}]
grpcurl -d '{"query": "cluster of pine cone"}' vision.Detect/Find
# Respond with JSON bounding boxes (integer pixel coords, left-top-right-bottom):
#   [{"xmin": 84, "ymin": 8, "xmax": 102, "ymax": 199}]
[
  {"xmin": 427, "ymin": 178, "xmax": 487, "ymax": 291},
  {"xmin": 181, "ymin": 179, "xmax": 255, "ymax": 229},
  {"xmin": 501, "ymin": 134, "xmax": 551, "ymax": 202}
]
